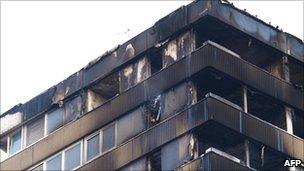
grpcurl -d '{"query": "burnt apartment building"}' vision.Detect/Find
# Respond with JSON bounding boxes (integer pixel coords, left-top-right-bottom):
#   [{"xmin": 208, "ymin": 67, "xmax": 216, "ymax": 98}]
[{"xmin": 1, "ymin": 0, "xmax": 303, "ymax": 170}]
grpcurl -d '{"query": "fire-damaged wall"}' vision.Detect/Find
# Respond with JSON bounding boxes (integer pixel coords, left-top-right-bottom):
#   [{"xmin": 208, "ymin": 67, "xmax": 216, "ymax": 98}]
[
  {"xmin": 86, "ymin": 89, "xmax": 107, "ymax": 112},
  {"xmin": 119, "ymin": 57, "xmax": 151, "ymax": 92},
  {"xmin": 145, "ymin": 81, "xmax": 197, "ymax": 127},
  {"xmin": 160, "ymin": 81, "xmax": 196, "ymax": 120},
  {"xmin": 161, "ymin": 133, "xmax": 196, "ymax": 170},
  {"xmin": 1, "ymin": 0, "xmax": 302, "ymax": 137},
  {"xmin": 85, "ymin": 73, "xmax": 120, "ymax": 112},
  {"xmin": 1, "ymin": 0, "xmax": 303, "ymax": 170},
  {"xmin": 162, "ymin": 30, "xmax": 196, "ymax": 68}
]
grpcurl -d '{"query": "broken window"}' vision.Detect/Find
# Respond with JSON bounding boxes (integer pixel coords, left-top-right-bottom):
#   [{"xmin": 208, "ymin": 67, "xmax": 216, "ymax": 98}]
[
  {"xmin": 194, "ymin": 18, "xmax": 283, "ymax": 68},
  {"xmin": 247, "ymin": 88, "xmax": 286, "ymax": 130},
  {"xmin": 148, "ymin": 149, "xmax": 161, "ymax": 171},
  {"xmin": 161, "ymin": 134, "xmax": 194, "ymax": 170},
  {"xmin": 192, "ymin": 70, "xmax": 243, "ymax": 108},
  {"xmin": 0, "ymin": 136, "xmax": 8, "ymax": 162},
  {"xmin": 26, "ymin": 117, "xmax": 45, "ymax": 146},
  {"xmin": 9, "ymin": 129, "xmax": 22, "ymax": 155},
  {"xmin": 46, "ymin": 108, "xmax": 64, "ymax": 134},
  {"xmin": 145, "ymin": 81, "xmax": 196, "ymax": 127},
  {"xmin": 147, "ymin": 48, "xmax": 162, "ymax": 75},
  {"xmin": 160, "ymin": 82, "xmax": 196, "ymax": 120},
  {"xmin": 289, "ymin": 59, "xmax": 304, "ymax": 89},
  {"xmin": 64, "ymin": 142, "xmax": 81, "ymax": 170},
  {"xmin": 64, "ymin": 96, "xmax": 82, "ymax": 124},
  {"xmin": 263, "ymin": 57, "xmax": 285, "ymax": 80},
  {"xmin": 119, "ymin": 57, "xmax": 151, "ymax": 92},
  {"xmin": 195, "ymin": 124, "xmax": 247, "ymax": 165},
  {"xmin": 162, "ymin": 30, "xmax": 196, "ymax": 68},
  {"xmin": 145, "ymin": 95, "xmax": 162, "ymax": 127},
  {"xmin": 117, "ymin": 107, "xmax": 146, "ymax": 145},
  {"xmin": 102, "ymin": 123, "xmax": 116, "ymax": 153},
  {"xmin": 85, "ymin": 72, "xmax": 119, "ymax": 112},
  {"xmin": 46, "ymin": 153, "xmax": 62, "ymax": 171},
  {"xmin": 120, "ymin": 157, "xmax": 147, "ymax": 171},
  {"xmin": 85, "ymin": 132, "xmax": 100, "ymax": 161},
  {"xmin": 293, "ymin": 109, "xmax": 304, "ymax": 139}
]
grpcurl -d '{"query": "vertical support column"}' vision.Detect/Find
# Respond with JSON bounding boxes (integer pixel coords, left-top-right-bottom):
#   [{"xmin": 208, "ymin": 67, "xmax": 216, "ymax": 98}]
[
  {"xmin": 282, "ymin": 56, "xmax": 294, "ymax": 135},
  {"xmin": 244, "ymin": 140, "xmax": 250, "ymax": 167},
  {"xmin": 285, "ymin": 107, "xmax": 294, "ymax": 134},
  {"xmin": 243, "ymin": 85, "xmax": 250, "ymax": 167},
  {"xmin": 282, "ymin": 56, "xmax": 290, "ymax": 82},
  {"xmin": 242, "ymin": 85, "xmax": 248, "ymax": 113}
]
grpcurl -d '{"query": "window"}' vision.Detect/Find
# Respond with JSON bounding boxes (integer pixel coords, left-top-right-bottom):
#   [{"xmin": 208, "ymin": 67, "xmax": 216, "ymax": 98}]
[
  {"xmin": 121, "ymin": 158, "xmax": 147, "ymax": 171},
  {"xmin": 64, "ymin": 96, "xmax": 82, "ymax": 124},
  {"xmin": 46, "ymin": 108, "xmax": 64, "ymax": 134},
  {"xmin": 64, "ymin": 143, "xmax": 81, "ymax": 170},
  {"xmin": 0, "ymin": 136, "xmax": 9, "ymax": 162},
  {"xmin": 86, "ymin": 133, "xmax": 100, "ymax": 161},
  {"xmin": 9, "ymin": 129, "xmax": 22, "ymax": 155},
  {"xmin": 102, "ymin": 123, "xmax": 116, "ymax": 153},
  {"xmin": 30, "ymin": 164, "xmax": 43, "ymax": 171},
  {"xmin": 46, "ymin": 153, "xmax": 62, "ymax": 171},
  {"xmin": 117, "ymin": 108, "xmax": 145, "ymax": 145},
  {"xmin": 26, "ymin": 117, "xmax": 45, "ymax": 146}
]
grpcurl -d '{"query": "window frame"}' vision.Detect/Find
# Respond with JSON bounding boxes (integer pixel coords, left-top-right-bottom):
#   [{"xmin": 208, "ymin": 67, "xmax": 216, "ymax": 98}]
[
  {"xmin": 44, "ymin": 151, "xmax": 63, "ymax": 171},
  {"xmin": 8, "ymin": 128, "xmax": 23, "ymax": 156},
  {"xmin": 100, "ymin": 121, "xmax": 117, "ymax": 154},
  {"xmin": 26, "ymin": 121, "xmax": 118, "ymax": 170},
  {"xmin": 24, "ymin": 116, "xmax": 46, "ymax": 147},
  {"xmin": 63, "ymin": 141, "xmax": 83, "ymax": 170},
  {"xmin": 45, "ymin": 107, "xmax": 64, "ymax": 135},
  {"xmin": 84, "ymin": 131, "xmax": 101, "ymax": 163}
]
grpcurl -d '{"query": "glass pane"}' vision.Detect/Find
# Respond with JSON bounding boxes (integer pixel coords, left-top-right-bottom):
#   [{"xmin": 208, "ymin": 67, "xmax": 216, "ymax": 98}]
[
  {"xmin": 64, "ymin": 96, "xmax": 82, "ymax": 124},
  {"xmin": 9, "ymin": 130, "xmax": 21, "ymax": 155},
  {"xmin": 117, "ymin": 108, "xmax": 145, "ymax": 145},
  {"xmin": 102, "ymin": 124, "xmax": 115, "ymax": 152},
  {"xmin": 87, "ymin": 134, "xmax": 100, "ymax": 161},
  {"xmin": 161, "ymin": 134, "xmax": 191, "ymax": 170},
  {"xmin": 31, "ymin": 164, "xmax": 43, "ymax": 171},
  {"xmin": 65, "ymin": 143, "xmax": 81, "ymax": 170},
  {"xmin": 47, "ymin": 108, "xmax": 64, "ymax": 134},
  {"xmin": 26, "ymin": 117, "xmax": 45, "ymax": 146},
  {"xmin": 46, "ymin": 154, "xmax": 62, "ymax": 171}
]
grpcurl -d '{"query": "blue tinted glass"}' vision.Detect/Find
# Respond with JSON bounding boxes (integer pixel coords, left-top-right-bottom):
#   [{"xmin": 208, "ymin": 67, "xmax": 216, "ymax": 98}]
[
  {"xmin": 9, "ymin": 130, "xmax": 21, "ymax": 155},
  {"xmin": 102, "ymin": 124, "xmax": 115, "ymax": 152},
  {"xmin": 46, "ymin": 154, "xmax": 62, "ymax": 170},
  {"xmin": 47, "ymin": 108, "xmax": 63, "ymax": 134},
  {"xmin": 87, "ymin": 134, "xmax": 100, "ymax": 161},
  {"xmin": 65, "ymin": 143, "xmax": 81, "ymax": 170}
]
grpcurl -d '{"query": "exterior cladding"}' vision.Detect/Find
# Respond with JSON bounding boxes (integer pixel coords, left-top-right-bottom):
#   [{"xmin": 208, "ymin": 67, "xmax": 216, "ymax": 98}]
[
  {"xmin": 176, "ymin": 152, "xmax": 253, "ymax": 171},
  {"xmin": 78, "ymin": 96, "xmax": 303, "ymax": 170},
  {"xmin": 2, "ymin": 44, "xmax": 303, "ymax": 170},
  {"xmin": 1, "ymin": 0, "xmax": 303, "ymax": 131}
]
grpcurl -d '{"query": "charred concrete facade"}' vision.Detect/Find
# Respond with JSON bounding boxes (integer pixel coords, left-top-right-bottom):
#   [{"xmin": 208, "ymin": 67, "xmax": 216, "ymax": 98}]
[{"xmin": 1, "ymin": 0, "xmax": 303, "ymax": 170}]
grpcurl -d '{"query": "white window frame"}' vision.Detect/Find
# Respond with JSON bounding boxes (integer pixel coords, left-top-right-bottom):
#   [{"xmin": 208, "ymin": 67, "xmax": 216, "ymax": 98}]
[
  {"xmin": 44, "ymin": 151, "xmax": 63, "ymax": 171},
  {"xmin": 101, "ymin": 121, "xmax": 117, "ymax": 154},
  {"xmin": 8, "ymin": 128, "xmax": 23, "ymax": 156},
  {"xmin": 24, "ymin": 116, "xmax": 46, "ymax": 147},
  {"xmin": 27, "ymin": 121, "xmax": 118, "ymax": 170},
  {"xmin": 84, "ymin": 131, "xmax": 101, "ymax": 163},
  {"xmin": 45, "ymin": 108, "xmax": 64, "ymax": 135},
  {"xmin": 63, "ymin": 141, "xmax": 83, "ymax": 171},
  {"xmin": 27, "ymin": 162, "xmax": 44, "ymax": 171}
]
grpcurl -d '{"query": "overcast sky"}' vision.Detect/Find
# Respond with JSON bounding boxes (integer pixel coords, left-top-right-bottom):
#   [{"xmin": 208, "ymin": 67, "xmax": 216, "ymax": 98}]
[{"xmin": 1, "ymin": 1, "xmax": 303, "ymax": 114}]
